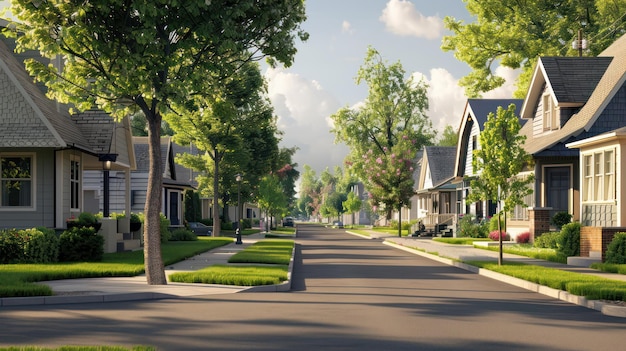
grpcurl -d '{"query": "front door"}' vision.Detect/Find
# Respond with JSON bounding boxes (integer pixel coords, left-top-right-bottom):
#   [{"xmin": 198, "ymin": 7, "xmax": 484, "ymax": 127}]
[
  {"xmin": 545, "ymin": 166, "xmax": 570, "ymax": 218},
  {"xmin": 168, "ymin": 190, "xmax": 181, "ymax": 225}
]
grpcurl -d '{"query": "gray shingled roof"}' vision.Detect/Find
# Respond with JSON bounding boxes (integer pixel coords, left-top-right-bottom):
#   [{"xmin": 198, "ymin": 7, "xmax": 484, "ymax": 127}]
[
  {"xmin": 521, "ymin": 34, "xmax": 626, "ymax": 155},
  {"xmin": 424, "ymin": 146, "xmax": 456, "ymax": 188},
  {"xmin": 541, "ymin": 57, "xmax": 612, "ymax": 103},
  {"xmin": 132, "ymin": 136, "xmax": 195, "ymax": 188},
  {"xmin": 467, "ymin": 99, "xmax": 524, "ymax": 128},
  {"xmin": 0, "ymin": 38, "xmax": 92, "ymax": 151},
  {"xmin": 72, "ymin": 110, "xmax": 115, "ymax": 154}
]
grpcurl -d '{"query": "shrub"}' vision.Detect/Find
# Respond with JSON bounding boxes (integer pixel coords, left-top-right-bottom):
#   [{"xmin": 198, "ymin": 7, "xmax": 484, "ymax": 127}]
[
  {"xmin": 551, "ymin": 211, "xmax": 572, "ymax": 229},
  {"xmin": 0, "ymin": 228, "xmax": 25, "ymax": 263},
  {"xmin": 160, "ymin": 213, "xmax": 171, "ymax": 243},
  {"xmin": 605, "ymin": 232, "xmax": 626, "ymax": 264},
  {"xmin": 241, "ymin": 218, "xmax": 252, "ymax": 229},
  {"xmin": 516, "ymin": 232, "xmax": 531, "ymax": 244},
  {"xmin": 488, "ymin": 215, "xmax": 505, "ymax": 232},
  {"xmin": 457, "ymin": 215, "xmax": 488, "ymax": 238},
  {"xmin": 170, "ymin": 228, "xmax": 198, "ymax": 241},
  {"xmin": 488, "ymin": 230, "xmax": 510, "ymax": 241},
  {"xmin": 534, "ymin": 232, "xmax": 560, "ymax": 249},
  {"xmin": 23, "ymin": 227, "xmax": 59, "ymax": 263},
  {"xmin": 77, "ymin": 211, "xmax": 98, "ymax": 226},
  {"xmin": 556, "ymin": 222, "xmax": 580, "ymax": 257},
  {"xmin": 222, "ymin": 221, "xmax": 233, "ymax": 230},
  {"xmin": 59, "ymin": 226, "xmax": 104, "ymax": 262}
]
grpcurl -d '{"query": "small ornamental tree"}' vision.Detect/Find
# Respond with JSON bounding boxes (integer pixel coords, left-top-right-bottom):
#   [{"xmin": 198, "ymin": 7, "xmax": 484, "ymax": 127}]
[
  {"xmin": 467, "ymin": 104, "xmax": 534, "ymax": 264},
  {"xmin": 362, "ymin": 134, "xmax": 417, "ymax": 237}
]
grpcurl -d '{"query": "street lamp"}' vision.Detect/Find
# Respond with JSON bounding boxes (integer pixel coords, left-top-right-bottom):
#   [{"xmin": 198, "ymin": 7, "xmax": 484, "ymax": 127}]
[
  {"xmin": 235, "ymin": 173, "xmax": 243, "ymax": 244},
  {"xmin": 99, "ymin": 153, "xmax": 118, "ymax": 218}
]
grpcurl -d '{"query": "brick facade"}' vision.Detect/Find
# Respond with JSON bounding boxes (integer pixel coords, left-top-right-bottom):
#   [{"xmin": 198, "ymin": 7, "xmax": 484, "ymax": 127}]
[
  {"xmin": 528, "ymin": 208, "xmax": 552, "ymax": 241},
  {"xmin": 580, "ymin": 226, "xmax": 626, "ymax": 261}
]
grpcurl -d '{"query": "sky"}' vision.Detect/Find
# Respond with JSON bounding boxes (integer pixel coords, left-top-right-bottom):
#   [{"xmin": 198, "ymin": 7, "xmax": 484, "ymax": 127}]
[
  {"xmin": 0, "ymin": 0, "xmax": 519, "ymax": 180},
  {"xmin": 265, "ymin": 0, "xmax": 519, "ymax": 178}
]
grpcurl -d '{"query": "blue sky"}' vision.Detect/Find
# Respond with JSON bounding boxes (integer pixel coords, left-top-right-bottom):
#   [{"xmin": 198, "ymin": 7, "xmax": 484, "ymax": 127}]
[{"xmin": 266, "ymin": 0, "xmax": 518, "ymax": 177}]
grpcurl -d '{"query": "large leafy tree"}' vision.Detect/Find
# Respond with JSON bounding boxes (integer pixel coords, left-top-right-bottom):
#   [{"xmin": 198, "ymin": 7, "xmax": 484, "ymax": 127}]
[
  {"xmin": 167, "ymin": 61, "xmax": 276, "ymax": 236},
  {"xmin": 437, "ymin": 125, "xmax": 459, "ymax": 147},
  {"xmin": 298, "ymin": 165, "xmax": 322, "ymax": 220},
  {"xmin": 442, "ymin": 0, "xmax": 626, "ymax": 98},
  {"xmin": 331, "ymin": 47, "xmax": 433, "ymax": 231},
  {"xmin": 258, "ymin": 174, "xmax": 287, "ymax": 232},
  {"xmin": 6, "ymin": 0, "xmax": 307, "ymax": 285},
  {"xmin": 466, "ymin": 104, "xmax": 534, "ymax": 264}
]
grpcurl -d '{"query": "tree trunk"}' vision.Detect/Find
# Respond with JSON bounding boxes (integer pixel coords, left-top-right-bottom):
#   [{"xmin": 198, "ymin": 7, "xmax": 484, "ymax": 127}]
[
  {"xmin": 398, "ymin": 206, "xmax": 402, "ymax": 237},
  {"xmin": 144, "ymin": 113, "xmax": 167, "ymax": 285},
  {"xmin": 212, "ymin": 150, "xmax": 221, "ymax": 237}
]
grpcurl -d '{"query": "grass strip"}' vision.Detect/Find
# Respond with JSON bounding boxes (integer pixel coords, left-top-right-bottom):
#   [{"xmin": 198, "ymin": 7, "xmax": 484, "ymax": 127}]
[
  {"xmin": 433, "ymin": 237, "xmax": 491, "ymax": 245},
  {"xmin": 169, "ymin": 264, "xmax": 288, "ymax": 286},
  {"xmin": 477, "ymin": 243, "xmax": 567, "ymax": 264},
  {"xmin": 0, "ymin": 237, "xmax": 232, "ymax": 298},
  {"xmin": 0, "ymin": 346, "xmax": 155, "ymax": 351},
  {"xmin": 228, "ymin": 239, "xmax": 294, "ymax": 265},
  {"xmin": 469, "ymin": 261, "xmax": 626, "ymax": 301},
  {"xmin": 591, "ymin": 262, "xmax": 626, "ymax": 275}
]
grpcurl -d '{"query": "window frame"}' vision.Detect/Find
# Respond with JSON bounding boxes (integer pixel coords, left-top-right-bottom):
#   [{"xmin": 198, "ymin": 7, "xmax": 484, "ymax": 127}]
[
  {"xmin": 0, "ymin": 153, "xmax": 36, "ymax": 210},
  {"xmin": 70, "ymin": 155, "xmax": 81, "ymax": 211},
  {"xmin": 582, "ymin": 148, "xmax": 616, "ymax": 203}
]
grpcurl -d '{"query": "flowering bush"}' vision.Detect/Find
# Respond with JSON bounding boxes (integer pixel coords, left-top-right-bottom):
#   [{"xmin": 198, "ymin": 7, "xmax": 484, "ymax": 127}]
[
  {"xmin": 360, "ymin": 133, "xmax": 416, "ymax": 213},
  {"xmin": 489, "ymin": 230, "xmax": 510, "ymax": 241},
  {"xmin": 515, "ymin": 232, "xmax": 531, "ymax": 244}
]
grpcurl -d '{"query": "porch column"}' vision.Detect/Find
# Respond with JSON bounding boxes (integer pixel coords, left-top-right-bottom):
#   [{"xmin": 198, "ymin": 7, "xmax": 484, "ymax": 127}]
[{"xmin": 528, "ymin": 207, "xmax": 552, "ymax": 242}]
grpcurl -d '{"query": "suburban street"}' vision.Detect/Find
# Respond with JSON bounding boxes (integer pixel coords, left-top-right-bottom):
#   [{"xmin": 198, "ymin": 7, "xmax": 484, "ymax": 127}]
[{"xmin": 1, "ymin": 224, "xmax": 624, "ymax": 350}]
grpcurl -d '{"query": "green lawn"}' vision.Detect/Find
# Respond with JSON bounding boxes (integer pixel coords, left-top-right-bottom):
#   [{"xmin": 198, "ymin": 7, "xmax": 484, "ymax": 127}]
[
  {"xmin": 0, "ymin": 237, "xmax": 233, "ymax": 298},
  {"xmin": 169, "ymin": 239, "xmax": 294, "ymax": 286},
  {"xmin": 471, "ymin": 261, "xmax": 626, "ymax": 301}
]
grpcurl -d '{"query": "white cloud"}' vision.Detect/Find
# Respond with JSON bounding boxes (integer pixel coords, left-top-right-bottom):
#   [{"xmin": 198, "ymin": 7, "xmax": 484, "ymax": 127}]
[
  {"xmin": 483, "ymin": 66, "xmax": 520, "ymax": 99},
  {"xmin": 380, "ymin": 0, "xmax": 443, "ymax": 40},
  {"xmin": 265, "ymin": 68, "xmax": 350, "ymax": 175},
  {"xmin": 342, "ymin": 20, "xmax": 354, "ymax": 35},
  {"xmin": 412, "ymin": 68, "xmax": 466, "ymax": 133}
]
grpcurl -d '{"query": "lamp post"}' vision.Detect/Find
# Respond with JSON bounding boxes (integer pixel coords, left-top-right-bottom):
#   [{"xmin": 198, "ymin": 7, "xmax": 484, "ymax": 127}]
[
  {"xmin": 99, "ymin": 154, "xmax": 118, "ymax": 218},
  {"xmin": 235, "ymin": 173, "xmax": 243, "ymax": 244}
]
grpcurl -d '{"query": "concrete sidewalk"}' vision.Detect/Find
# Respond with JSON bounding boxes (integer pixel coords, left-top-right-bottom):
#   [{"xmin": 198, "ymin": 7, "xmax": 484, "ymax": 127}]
[
  {"xmin": 0, "ymin": 233, "xmax": 286, "ymax": 307},
  {"xmin": 350, "ymin": 230, "xmax": 626, "ymax": 318}
]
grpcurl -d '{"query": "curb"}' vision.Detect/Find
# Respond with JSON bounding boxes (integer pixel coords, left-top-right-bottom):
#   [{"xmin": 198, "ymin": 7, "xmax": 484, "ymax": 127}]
[
  {"xmin": 245, "ymin": 241, "xmax": 296, "ymax": 293},
  {"xmin": 383, "ymin": 241, "xmax": 626, "ymax": 318},
  {"xmin": 0, "ymin": 292, "xmax": 175, "ymax": 307}
]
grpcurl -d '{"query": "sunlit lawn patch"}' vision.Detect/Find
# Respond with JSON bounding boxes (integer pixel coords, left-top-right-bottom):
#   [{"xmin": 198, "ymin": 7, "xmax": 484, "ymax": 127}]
[
  {"xmin": 228, "ymin": 239, "xmax": 294, "ymax": 265},
  {"xmin": 0, "ymin": 237, "xmax": 233, "ymax": 298},
  {"xmin": 169, "ymin": 264, "xmax": 288, "ymax": 286}
]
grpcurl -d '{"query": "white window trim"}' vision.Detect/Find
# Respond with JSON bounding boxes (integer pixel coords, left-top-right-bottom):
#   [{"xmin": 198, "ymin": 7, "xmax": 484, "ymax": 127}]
[
  {"xmin": 581, "ymin": 147, "xmax": 617, "ymax": 204},
  {"xmin": 542, "ymin": 93, "xmax": 559, "ymax": 131},
  {"xmin": 0, "ymin": 152, "xmax": 36, "ymax": 211},
  {"xmin": 70, "ymin": 154, "xmax": 82, "ymax": 211}
]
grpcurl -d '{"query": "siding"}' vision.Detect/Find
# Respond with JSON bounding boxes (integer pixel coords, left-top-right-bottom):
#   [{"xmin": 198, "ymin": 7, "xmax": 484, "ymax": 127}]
[{"xmin": 0, "ymin": 148, "xmax": 54, "ymax": 228}]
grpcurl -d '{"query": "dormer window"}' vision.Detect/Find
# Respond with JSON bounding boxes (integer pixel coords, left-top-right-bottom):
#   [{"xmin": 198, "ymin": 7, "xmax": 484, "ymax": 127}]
[{"xmin": 542, "ymin": 93, "xmax": 558, "ymax": 131}]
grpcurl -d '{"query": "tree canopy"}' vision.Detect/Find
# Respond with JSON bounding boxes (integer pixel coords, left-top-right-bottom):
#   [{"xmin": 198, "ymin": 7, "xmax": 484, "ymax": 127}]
[
  {"xmin": 466, "ymin": 104, "xmax": 534, "ymax": 263},
  {"xmin": 331, "ymin": 47, "xmax": 433, "ymax": 225},
  {"xmin": 6, "ymin": 0, "xmax": 307, "ymax": 285},
  {"xmin": 442, "ymin": 0, "xmax": 626, "ymax": 98}
]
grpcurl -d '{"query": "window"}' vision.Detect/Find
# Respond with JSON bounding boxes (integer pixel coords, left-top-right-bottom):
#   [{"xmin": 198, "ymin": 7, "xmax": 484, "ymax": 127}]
[
  {"xmin": 1, "ymin": 155, "xmax": 33, "ymax": 207},
  {"xmin": 70, "ymin": 158, "xmax": 80, "ymax": 210},
  {"xmin": 582, "ymin": 149, "xmax": 616, "ymax": 202},
  {"xmin": 542, "ymin": 94, "xmax": 558, "ymax": 131}
]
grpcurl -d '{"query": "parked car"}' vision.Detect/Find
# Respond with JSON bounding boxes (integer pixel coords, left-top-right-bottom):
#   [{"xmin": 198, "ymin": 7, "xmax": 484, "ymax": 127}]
[
  {"xmin": 188, "ymin": 222, "xmax": 212, "ymax": 236},
  {"xmin": 332, "ymin": 220, "xmax": 344, "ymax": 228},
  {"xmin": 282, "ymin": 217, "xmax": 294, "ymax": 227}
]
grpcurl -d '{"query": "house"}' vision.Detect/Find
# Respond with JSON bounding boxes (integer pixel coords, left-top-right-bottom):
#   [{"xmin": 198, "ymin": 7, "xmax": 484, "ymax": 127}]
[
  {"xmin": 453, "ymin": 99, "xmax": 524, "ymax": 226},
  {"xmin": 414, "ymin": 146, "xmax": 457, "ymax": 233},
  {"xmin": 518, "ymin": 33, "xmax": 626, "ymax": 239},
  {"xmin": 0, "ymin": 34, "xmax": 134, "ymax": 231}
]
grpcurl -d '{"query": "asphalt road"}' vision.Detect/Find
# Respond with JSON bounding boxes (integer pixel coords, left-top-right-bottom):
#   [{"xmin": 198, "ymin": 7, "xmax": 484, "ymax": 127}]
[{"xmin": 1, "ymin": 224, "xmax": 624, "ymax": 351}]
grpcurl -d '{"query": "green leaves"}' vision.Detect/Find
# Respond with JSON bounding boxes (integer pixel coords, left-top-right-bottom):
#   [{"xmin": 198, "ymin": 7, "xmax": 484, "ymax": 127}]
[{"xmin": 468, "ymin": 104, "xmax": 534, "ymax": 215}]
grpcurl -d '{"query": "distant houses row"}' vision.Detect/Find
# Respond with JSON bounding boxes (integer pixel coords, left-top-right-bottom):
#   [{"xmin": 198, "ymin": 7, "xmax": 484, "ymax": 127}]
[{"xmin": 345, "ymin": 33, "xmax": 626, "ymax": 259}]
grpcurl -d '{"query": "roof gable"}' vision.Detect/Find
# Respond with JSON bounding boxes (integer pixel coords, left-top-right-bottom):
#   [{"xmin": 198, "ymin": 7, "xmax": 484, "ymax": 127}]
[
  {"xmin": 521, "ymin": 33, "xmax": 626, "ymax": 155},
  {"xmin": 0, "ymin": 37, "xmax": 92, "ymax": 150},
  {"xmin": 420, "ymin": 146, "xmax": 456, "ymax": 190}
]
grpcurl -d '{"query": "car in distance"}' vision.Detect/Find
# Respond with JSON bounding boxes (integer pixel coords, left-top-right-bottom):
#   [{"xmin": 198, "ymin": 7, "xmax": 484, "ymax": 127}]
[
  {"xmin": 188, "ymin": 222, "xmax": 212, "ymax": 236},
  {"xmin": 282, "ymin": 217, "xmax": 294, "ymax": 227}
]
